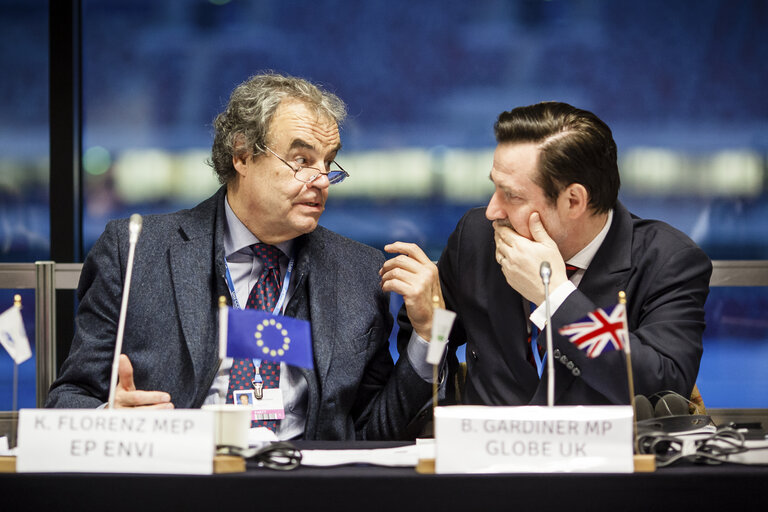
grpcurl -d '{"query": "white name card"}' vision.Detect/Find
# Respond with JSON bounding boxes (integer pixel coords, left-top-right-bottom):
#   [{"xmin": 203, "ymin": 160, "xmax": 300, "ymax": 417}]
[
  {"xmin": 435, "ymin": 405, "xmax": 633, "ymax": 473},
  {"xmin": 16, "ymin": 409, "xmax": 215, "ymax": 474}
]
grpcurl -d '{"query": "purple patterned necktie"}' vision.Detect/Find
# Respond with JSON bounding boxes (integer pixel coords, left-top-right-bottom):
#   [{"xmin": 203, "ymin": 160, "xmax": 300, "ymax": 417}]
[{"xmin": 226, "ymin": 243, "xmax": 283, "ymax": 431}]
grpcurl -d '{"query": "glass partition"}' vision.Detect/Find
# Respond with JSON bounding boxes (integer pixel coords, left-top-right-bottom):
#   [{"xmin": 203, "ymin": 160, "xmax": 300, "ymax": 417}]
[{"xmin": 0, "ymin": 0, "xmax": 48, "ymax": 410}]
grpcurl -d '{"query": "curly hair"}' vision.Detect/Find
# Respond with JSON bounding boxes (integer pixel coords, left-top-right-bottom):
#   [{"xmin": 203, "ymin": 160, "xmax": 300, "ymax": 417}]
[{"xmin": 210, "ymin": 72, "xmax": 347, "ymax": 184}]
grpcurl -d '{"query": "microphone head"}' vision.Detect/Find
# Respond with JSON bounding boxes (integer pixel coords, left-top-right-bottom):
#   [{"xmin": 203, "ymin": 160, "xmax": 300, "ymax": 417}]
[
  {"xmin": 654, "ymin": 392, "xmax": 690, "ymax": 417},
  {"xmin": 539, "ymin": 261, "xmax": 551, "ymax": 283},
  {"xmin": 634, "ymin": 395, "xmax": 654, "ymax": 421},
  {"xmin": 129, "ymin": 213, "xmax": 143, "ymax": 243}
]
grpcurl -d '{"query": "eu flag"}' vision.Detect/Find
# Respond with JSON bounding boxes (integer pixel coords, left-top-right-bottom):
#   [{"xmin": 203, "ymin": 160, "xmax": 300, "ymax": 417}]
[{"xmin": 225, "ymin": 308, "xmax": 314, "ymax": 368}]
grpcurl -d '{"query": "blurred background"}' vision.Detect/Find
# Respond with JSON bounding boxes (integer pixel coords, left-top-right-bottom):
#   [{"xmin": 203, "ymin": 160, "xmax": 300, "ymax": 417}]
[{"xmin": 1, "ymin": 0, "xmax": 766, "ymax": 409}]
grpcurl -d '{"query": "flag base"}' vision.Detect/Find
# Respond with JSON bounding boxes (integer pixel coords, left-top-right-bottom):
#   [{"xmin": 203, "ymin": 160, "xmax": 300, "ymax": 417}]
[
  {"xmin": 0, "ymin": 455, "xmax": 244, "ymax": 474},
  {"xmin": 633, "ymin": 454, "xmax": 656, "ymax": 472},
  {"xmin": 0, "ymin": 456, "xmax": 15, "ymax": 473},
  {"xmin": 415, "ymin": 458, "xmax": 435, "ymax": 474},
  {"xmin": 417, "ymin": 455, "xmax": 654, "ymax": 474},
  {"xmin": 213, "ymin": 455, "xmax": 245, "ymax": 473}
]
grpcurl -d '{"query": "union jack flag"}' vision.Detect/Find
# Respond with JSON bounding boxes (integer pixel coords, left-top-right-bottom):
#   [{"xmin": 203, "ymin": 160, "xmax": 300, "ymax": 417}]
[{"xmin": 558, "ymin": 303, "xmax": 628, "ymax": 358}]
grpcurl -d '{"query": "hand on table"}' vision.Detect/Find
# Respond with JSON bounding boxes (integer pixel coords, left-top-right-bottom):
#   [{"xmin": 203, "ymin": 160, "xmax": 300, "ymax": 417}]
[{"xmin": 111, "ymin": 354, "xmax": 174, "ymax": 409}]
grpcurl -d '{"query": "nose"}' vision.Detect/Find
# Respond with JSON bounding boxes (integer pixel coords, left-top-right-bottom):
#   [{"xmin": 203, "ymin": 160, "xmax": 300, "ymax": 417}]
[
  {"xmin": 485, "ymin": 191, "xmax": 506, "ymax": 221},
  {"xmin": 308, "ymin": 173, "xmax": 331, "ymax": 190}
]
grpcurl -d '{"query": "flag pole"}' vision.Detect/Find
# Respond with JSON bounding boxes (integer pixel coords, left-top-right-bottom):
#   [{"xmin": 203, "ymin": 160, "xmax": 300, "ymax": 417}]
[
  {"xmin": 618, "ymin": 291, "xmax": 638, "ymax": 450},
  {"xmin": 218, "ymin": 295, "xmax": 228, "ymax": 361},
  {"xmin": 431, "ymin": 295, "xmax": 439, "ymax": 413},
  {"xmin": 12, "ymin": 294, "xmax": 22, "ymax": 448}
]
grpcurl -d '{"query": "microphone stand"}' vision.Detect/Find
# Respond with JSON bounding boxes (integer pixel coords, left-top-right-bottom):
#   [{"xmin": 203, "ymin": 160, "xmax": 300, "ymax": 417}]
[
  {"xmin": 107, "ymin": 214, "xmax": 143, "ymax": 409},
  {"xmin": 540, "ymin": 262, "xmax": 555, "ymax": 407}
]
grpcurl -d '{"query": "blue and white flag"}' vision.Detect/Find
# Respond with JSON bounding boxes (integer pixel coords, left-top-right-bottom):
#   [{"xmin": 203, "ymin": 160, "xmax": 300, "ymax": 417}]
[
  {"xmin": 220, "ymin": 307, "xmax": 313, "ymax": 369},
  {"xmin": 0, "ymin": 304, "xmax": 31, "ymax": 364}
]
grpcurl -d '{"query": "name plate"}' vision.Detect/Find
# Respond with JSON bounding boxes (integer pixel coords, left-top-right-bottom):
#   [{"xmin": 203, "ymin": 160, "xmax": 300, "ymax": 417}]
[
  {"xmin": 16, "ymin": 409, "xmax": 214, "ymax": 474},
  {"xmin": 435, "ymin": 405, "xmax": 633, "ymax": 473}
]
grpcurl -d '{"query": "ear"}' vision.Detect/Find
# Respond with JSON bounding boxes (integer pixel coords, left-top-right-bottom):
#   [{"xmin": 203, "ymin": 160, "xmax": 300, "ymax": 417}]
[
  {"xmin": 232, "ymin": 153, "xmax": 248, "ymax": 177},
  {"xmin": 560, "ymin": 183, "xmax": 589, "ymax": 220},
  {"xmin": 232, "ymin": 133, "xmax": 250, "ymax": 177}
]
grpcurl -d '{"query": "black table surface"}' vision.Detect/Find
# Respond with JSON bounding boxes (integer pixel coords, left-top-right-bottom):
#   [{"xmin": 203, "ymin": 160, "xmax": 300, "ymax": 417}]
[{"xmin": 2, "ymin": 440, "xmax": 767, "ymax": 511}]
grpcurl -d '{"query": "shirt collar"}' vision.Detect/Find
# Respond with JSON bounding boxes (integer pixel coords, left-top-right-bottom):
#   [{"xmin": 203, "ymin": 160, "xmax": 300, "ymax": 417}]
[
  {"xmin": 567, "ymin": 208, "xmax": 613, "ymax": 271},
  {"xmin": 223, "ymin": 195, "xmax": 293, "ymax": 259}
]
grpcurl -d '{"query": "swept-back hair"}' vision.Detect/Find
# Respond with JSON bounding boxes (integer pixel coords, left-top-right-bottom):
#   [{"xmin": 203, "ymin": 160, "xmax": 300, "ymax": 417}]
[{"xmin": 494, "ymin": 102, "xmax": 619, "ymax": 213}]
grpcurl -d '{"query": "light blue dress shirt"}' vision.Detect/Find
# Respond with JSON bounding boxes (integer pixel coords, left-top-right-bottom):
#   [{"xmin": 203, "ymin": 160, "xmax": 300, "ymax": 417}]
[{"xmin": 205, "ymin": 196, "xmax": 437, "ymax": 440}]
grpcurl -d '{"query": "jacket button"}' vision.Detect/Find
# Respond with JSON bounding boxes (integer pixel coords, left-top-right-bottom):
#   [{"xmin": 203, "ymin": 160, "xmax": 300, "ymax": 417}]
[
  {"xmin": 560, "ymin": 355, "xmax": 568, "ymax": 364},
  {"xmin": 566, "ymin": 361, "xmax": 574, "ymax": 370},
  {"xmin": 572, "ymin": 367, "xmax": 581, "ymax": 377},
  {"xmin": 553, "ymin": 348, "xmax": 561, "ymax": 358}
]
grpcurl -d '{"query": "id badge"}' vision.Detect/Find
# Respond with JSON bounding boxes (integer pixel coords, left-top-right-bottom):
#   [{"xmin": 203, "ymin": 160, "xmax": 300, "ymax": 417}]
[{"xmin": 250, "ymin": 388, "xmax": 286, "ymax": 421}]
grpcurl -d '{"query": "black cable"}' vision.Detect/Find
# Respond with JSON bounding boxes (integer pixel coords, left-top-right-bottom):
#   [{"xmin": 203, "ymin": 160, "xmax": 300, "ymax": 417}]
[
  {"xmin": 216, "ymin": 441, "xmax": 302, "ymax": 471},
  {"xmin": 637, "ymin": 426, "xmax": 768, "ymax": 467}
]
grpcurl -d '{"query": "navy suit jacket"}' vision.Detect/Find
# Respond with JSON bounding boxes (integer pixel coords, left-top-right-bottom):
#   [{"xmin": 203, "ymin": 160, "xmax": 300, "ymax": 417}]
[
  {"xmin": 411, "ymin": 202, "xmax": 711, "ymax": 406},
  {"xmin": 46, "ymin": 188, "xmax": 432, "ymax": 440}
]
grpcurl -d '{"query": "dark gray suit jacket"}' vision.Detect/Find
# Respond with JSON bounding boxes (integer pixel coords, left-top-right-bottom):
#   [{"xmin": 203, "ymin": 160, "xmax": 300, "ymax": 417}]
[
  {"xmin": 46, "ymin": 188, "xmax": 432, "ymax": 440},
  {"xmin": 401, "ymin": 202, "xmax": 711, "ymax": 406}
]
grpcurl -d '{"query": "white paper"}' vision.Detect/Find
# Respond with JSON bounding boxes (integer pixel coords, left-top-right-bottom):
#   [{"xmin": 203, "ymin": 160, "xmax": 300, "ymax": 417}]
[
  {"xmin": 248, "ymin": 426, "xmax": 279, "ymax": 446},
  {"xmin": 300, "ymin": 444, "xmax": 420, "ymax": 467}
]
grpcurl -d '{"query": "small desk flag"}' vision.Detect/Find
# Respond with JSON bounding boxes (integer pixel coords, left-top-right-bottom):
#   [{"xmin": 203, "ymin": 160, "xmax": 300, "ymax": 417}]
[
  {"xmin": 558, "ymin": 303, "xmax": 627, "ymax": 358},
  {"xmin": 222, "ymin": 308, "xmax": 313, "ymax": 369},
  {"xmin": 0, "ymin": 304, "xmax": 31, "ymax": 364}
]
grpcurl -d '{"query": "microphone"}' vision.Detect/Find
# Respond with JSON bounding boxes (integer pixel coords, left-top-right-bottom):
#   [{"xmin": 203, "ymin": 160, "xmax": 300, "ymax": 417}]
[
  {"xmin": 107, "ymin": 214, "xmax": 143, "ymax": 409},
  {"xmin": 539, "ymin": 261, "xmax": 551, "ymax": 284},
  {"xmin": 539, "ymin": 261, "xmax": 554, "ymax": 406},
  {"xmin": 128, "ymin": 213, "xmax": 143, "ymax": 244}
]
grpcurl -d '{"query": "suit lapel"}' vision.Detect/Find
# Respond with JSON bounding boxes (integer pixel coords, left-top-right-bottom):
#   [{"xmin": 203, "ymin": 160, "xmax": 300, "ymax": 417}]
[
  {"xmin": 301, "ymin": 231, "xmax": 337, "ymax": 385},
  {"xmin": 168, "ymin": 189, "xmax": 227, "ymax": 391},
  {"xmin": 578, "ymin": 202, "xmax": 633, "ymax": 308}
]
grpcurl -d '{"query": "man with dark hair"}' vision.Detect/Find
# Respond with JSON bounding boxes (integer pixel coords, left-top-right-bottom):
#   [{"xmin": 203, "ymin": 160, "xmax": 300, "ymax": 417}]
[
  {"xmin": 386, "ymin": 101, "xmax": 711, "ymax": 407},
  {"xmin": 47, "ymin": 73, "xmax": 435, "ymax": 440}
]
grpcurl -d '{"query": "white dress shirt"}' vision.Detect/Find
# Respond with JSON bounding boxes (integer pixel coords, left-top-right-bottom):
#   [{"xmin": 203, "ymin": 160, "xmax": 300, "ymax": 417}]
[{"xmin": 530, "ymin": 209, "xmax": 614, "ymax": 329}]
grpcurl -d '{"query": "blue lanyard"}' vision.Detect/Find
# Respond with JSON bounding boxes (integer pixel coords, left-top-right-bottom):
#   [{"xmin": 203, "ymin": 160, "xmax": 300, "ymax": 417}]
[
  {"xmin": 224, "ymin": 255, "xmax": 293, "ymax": 314},
  {"xmin": 224, "ymin": 254, "xmax": 294, "ymax": 382}
]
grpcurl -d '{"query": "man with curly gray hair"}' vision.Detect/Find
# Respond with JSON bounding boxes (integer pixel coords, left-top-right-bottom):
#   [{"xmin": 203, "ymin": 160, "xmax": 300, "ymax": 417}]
[{"xmin": 48, "ymin": 73, "xmax": 436, "ymax": 441}]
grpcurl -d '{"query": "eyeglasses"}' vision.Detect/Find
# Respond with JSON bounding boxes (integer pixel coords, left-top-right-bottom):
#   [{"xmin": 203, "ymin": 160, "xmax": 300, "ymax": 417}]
[{"xmin": 265, "ymin": 147, "xmax": 349, "ymax": 185}]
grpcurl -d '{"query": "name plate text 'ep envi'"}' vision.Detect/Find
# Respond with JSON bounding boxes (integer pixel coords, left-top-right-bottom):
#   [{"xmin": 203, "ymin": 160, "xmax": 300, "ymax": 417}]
[{"xmin": 16, "ymin": 409, "xmax": 214, "ymax": 474}]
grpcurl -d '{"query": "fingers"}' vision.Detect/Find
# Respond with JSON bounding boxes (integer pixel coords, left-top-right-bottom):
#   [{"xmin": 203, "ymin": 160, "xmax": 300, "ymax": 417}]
[
  {"xmin": 528, "ymin": 212, "xmax": 553, "ymax": 244},
  {"xmin": 118, "ymin": 354, "xmax": 136, "ymax": 392},
  {"xmin": 384, "ymin": 241, "xmax": 432, "ymax": 265},
  {"xmin": 113, "ymin": 354, "xmax": 173, "ymax": 409},
  {"xmin": 380, "ymin": 241, "xmax": 443, "ymax": 340},
  {"xmin": 115, "ymin": 390, "xmax": 174, "ymax": 409}
]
